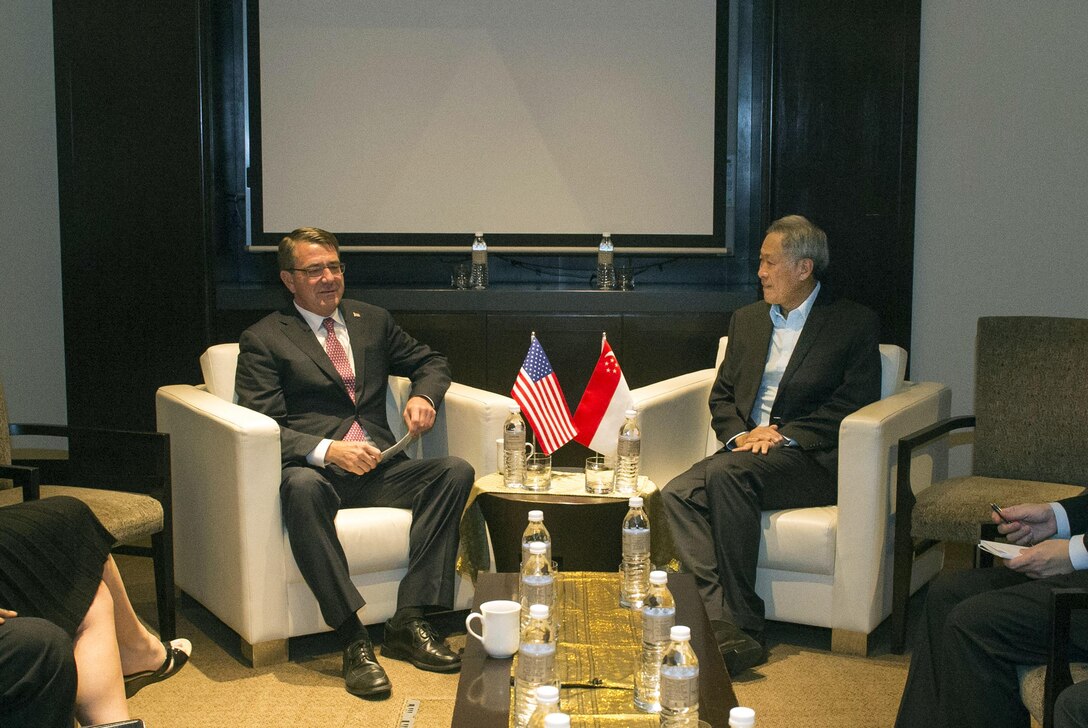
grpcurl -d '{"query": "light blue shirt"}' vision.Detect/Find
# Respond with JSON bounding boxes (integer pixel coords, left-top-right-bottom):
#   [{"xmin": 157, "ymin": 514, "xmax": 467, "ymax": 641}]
[{"xmin": 727, "ymin": 282, "xmax": 820, "ymax": 449}]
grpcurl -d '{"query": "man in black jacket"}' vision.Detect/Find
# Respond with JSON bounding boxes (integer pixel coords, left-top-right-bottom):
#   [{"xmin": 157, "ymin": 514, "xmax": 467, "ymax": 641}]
[
  {"xmin": 897, "ymin": 496, "xmax": 1088, "ymax": 728},
  {"xmin": 661, "ymin": 215, "xmax": 882, "ymax": 675},
  {"xmin": 235, "ymin": 228, "xmax": 473, "ymax": 699}
]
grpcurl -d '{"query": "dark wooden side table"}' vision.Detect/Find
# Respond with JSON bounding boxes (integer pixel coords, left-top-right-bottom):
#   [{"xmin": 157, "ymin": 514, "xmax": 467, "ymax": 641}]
[
  {"xmin": 470, "ymin": 471, "xmax": 667, "ymax": 573},
  {"xmin": 451, "ymin": 571, "xmax": 737, "ymax": 728}
]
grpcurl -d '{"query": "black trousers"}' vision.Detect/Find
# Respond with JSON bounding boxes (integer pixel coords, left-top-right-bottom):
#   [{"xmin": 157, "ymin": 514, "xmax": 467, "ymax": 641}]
[
  {"xmin": 280, "ymin": 454, "xmax": 474, "ymax": 630},
  {"xmin": 0, "ymin": 617, "xmax": 77, "ymax": 728},
  {"xmin": 896, "ymin": 567, "xmax": 1088, "ymax": 728},
  {"xmin": 660, "ymin": 446, "xmax": 835, "ymax": 633}
]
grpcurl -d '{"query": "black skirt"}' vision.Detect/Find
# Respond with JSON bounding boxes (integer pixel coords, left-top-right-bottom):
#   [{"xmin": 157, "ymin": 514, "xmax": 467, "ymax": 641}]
[{"xmin": 0, "ymin": 496, "xmax": 115, "ymax": 636}]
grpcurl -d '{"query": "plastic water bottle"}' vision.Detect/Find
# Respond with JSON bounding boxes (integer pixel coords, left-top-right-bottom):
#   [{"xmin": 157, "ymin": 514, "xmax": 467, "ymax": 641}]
[
  {"xmin": 635, "ymin": 570, "xmax": 676, "ymax": 712},
  {"xmin": 526, "ymin": 684, "xmax": 561, "ymax": 728},
  {"xmin": 596, "ymin": 232, "xmax": 616, "ymax": 290},
  {"xmin": 470, "ymin": 231, "xmax": 489, "ymax": 289},
  {"xmin": 520, "ymin": 541, "xmax": 555, "ymax": 632},
  {"xmin": 729, "ymin": 706, "xmax": 756, "ymax": 727},
  {"xmin": 504, "ymin": 404, "xmax": 527, "ymax": 488},
  {"xmin": 514, "ymin": 604, "xmax": 558, "ymax": 728},
  {"xmin": 620, "ymin": 496, "xmax": 651, "ymax": 609},
  {"xmin": 521, "ymin": 510, "xmax": 552, "ymax": 570},
  {"xmin": 659, "ymin": 625, "xmax": 699, "ymax": 727},
  {"xmin": 614, "ymin": 409, "xmax": 641, "ymax": 494}
]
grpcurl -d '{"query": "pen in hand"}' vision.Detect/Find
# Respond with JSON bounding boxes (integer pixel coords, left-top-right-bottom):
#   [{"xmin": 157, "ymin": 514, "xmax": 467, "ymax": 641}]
[{"xmin": 990, "ymin": 502, "xmax": 1012, "ymax": 525}]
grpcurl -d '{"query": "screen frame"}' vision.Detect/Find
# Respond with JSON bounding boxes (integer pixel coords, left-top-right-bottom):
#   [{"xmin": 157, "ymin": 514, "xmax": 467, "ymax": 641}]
[{"xmin": 243, "ymin": 0, "xmax": 733, "ymax": 254}]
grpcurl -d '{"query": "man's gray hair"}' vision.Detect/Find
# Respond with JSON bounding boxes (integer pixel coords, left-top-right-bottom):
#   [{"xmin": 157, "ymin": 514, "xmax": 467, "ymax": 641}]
[{"xmin": 766, "ymin": 215, "xmax": 829, "ymax": 280}]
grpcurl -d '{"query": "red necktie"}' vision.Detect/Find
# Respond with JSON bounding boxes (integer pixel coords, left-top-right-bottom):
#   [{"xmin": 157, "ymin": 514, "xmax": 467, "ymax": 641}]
[{"xmin": 323, "ymin": 318, "xmax": 369, "ymax": 443}]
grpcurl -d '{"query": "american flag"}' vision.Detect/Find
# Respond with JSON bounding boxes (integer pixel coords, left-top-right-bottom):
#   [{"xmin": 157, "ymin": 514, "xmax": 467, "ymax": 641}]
[{"xmin": 512, "ymin": 335, "xmax": 576, "ymax": 454}]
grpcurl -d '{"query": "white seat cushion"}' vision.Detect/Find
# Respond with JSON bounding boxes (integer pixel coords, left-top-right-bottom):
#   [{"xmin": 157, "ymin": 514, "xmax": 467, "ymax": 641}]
[
  {"xmin": 283, "ymin": 507, "xmax": 412, "ymax": 585},
  {"xmin": 759, "ymin": 506, "xmax": 837, "ymax": 576}
]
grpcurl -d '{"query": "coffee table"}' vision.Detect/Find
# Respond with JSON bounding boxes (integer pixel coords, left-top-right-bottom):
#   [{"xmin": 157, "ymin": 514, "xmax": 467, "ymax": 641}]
[{"xmin": 451, "ymin": 571, "xmax": 737, "ymax": 727}]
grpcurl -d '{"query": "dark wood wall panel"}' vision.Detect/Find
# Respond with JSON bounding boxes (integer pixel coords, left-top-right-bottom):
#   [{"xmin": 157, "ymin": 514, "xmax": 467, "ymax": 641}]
[
  {"xmin": 53, "ymin": 0, "xmax": 213, "ymax": 429},
  {"xmin": 767, "ymin": 0, "xmax": 920, "ymax": 350}
]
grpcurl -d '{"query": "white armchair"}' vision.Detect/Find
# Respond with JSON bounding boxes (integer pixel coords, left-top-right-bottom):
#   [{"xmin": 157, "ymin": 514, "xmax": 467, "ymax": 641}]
[
  {"xmin": 631, "ymin": 337, "xmax": 952, "ymax": 655},
  {"xmin": 155, "ymin": 344, "xmax": 509, "ymax": 666}
]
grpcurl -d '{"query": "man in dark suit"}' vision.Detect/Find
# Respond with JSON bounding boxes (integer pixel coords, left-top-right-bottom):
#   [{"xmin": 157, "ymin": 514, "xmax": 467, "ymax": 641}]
[
  {"xmin": 661, "ymin": 214, "xmax": 881, "ymax": 675},
  {"xmin": 235, "ymin": 228, "xmax": 474, "ymax": 699},
  {"xmin": 897, "ymin": 495, "xmax": 1088, "ymax": 728},
  {"xmin": 0, "ymin": 613, "xmax": 77, "ymax": 728}
]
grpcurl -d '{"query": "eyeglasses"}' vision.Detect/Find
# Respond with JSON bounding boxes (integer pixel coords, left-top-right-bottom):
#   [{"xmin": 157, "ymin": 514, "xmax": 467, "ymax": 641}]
[{"xmin": 289, "ymin": 262, "xmax": 346, "ymax": 279}]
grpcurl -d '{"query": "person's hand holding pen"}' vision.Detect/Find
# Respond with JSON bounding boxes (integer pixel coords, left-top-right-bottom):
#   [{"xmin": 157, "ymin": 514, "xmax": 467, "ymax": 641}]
[
  {"xmin": 990, "ymin": 502, "xmax": 1073, "ymax": 578},
  {"xmin": 991, "ymin": 501, "xmax": 1056, "ymax": 545}
]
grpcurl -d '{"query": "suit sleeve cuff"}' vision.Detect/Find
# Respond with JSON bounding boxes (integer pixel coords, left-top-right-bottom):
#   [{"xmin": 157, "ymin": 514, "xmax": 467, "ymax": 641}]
[
  {"xmin": 725, "ymin": 432, "xmax": 747, "ymax": 451},
  {"xmin": 309, "ymin": 439, "xmax": 332, "ymax": 467}
]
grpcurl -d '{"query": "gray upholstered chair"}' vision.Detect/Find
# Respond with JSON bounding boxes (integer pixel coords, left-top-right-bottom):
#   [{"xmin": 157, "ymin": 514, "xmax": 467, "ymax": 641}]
[
  {"xmin": 891, "ymin": 316, "xmax": 1088, "ymax": 652},
  {"xmin": 0, "ymin": 378, "xmax": 175, "ymax": 640}
]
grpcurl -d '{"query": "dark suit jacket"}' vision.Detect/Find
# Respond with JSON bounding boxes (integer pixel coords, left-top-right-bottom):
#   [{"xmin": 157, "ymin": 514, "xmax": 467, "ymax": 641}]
[
  {"xmin": 709, "ymin": 288, "xmax": 882, "ymax": 475},
  {"xmin": 1061, "ymin": 494, "xmax": 1088, "ymax": 536},
  {"xmin": 234, "ymin": 299, "xmax": 451, "ymax": 465}
]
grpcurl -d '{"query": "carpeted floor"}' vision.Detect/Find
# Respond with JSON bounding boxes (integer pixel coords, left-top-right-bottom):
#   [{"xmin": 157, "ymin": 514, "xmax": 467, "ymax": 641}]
[{"xmin": 118, "ymin": 554, "xmax": 925, "ymax": 727}]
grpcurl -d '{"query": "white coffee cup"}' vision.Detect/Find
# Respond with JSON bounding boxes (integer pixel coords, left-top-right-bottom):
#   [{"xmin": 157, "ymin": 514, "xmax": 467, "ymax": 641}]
[{"xmin": 465, "ymin": 599, "xmax": 521, "ymax": 658}]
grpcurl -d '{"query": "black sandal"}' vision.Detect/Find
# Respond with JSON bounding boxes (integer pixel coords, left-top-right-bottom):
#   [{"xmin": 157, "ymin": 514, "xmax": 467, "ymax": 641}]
[{"xmin": 123, "ymin": 638, "xmax": 192, "ymax": 698}]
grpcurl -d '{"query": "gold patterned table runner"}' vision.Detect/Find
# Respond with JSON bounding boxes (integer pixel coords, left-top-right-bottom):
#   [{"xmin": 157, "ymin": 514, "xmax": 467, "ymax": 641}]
[{"xmin": 511, "ymin": 571, "xmax": 662, "ymax": 727}]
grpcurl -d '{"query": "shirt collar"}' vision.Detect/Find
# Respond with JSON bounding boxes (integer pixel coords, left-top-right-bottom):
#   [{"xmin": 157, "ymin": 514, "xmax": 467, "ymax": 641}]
[
  {"xmin": 293, "ymin": 302, "xmax": 344, "ymax": 334},
  {"xmin": 770, "ymin": 281, "xmax": 821, "ymax": 328}
]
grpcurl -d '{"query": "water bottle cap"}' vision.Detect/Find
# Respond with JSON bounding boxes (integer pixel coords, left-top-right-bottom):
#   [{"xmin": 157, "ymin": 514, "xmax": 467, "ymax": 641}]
[
  {"xmin": 475, "ymin": 231, "xmax": 484, "ymax": 238},
  {"xmin": 529, "ymin": 541, "xmax": 547, "ymax": 554},
  {"xmin": 649, "ymin": 570, "xmax": 668, "ymax": 585},
  {"xmin": 529, "ymin": 603, "xmax": 550, "ymax": 620},
  {"xmin": 625, "ymin": 409, "xmax": 638, "ymax": 418},
  {"xmin": 508, "ymin": 403, "xmax": 521, "ymax": 413},
  {"xmin": 729, "ymin": 706, "xmax": 756, "ymax": 727},
  {"xmin": 602, "ymin": 232, "xmax": 611, "ymax": 239},
  {"xmin": 543, "ymin": 715, "xmax": 570, "ymax": 728},
  {"xmin": 628, "ymin": 496, "xmax": 643, "ymax": 508},
  {"xmin": 669, "ymin": 625, "xmax": 691, "ymax": 642},
  {"xmin": 534, "ymin": 685, "xmax": 560, "ymax": 703},
  {"xmin": 527, "ymin": 509, "xmax": 543, "ymax": 522}
]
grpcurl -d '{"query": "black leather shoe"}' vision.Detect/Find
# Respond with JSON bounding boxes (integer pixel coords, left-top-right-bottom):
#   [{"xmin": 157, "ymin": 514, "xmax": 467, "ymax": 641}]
[
  {"xmin": 381, "ymin": 618, "xmax": 462, "ymax": 673},
  {"xmin": 711, "ymin": 620, "xmax": 767, "ymax": 676},
  {"xmin": 343, "ymin": 638, "xmax": 391, "ymax": 698}
]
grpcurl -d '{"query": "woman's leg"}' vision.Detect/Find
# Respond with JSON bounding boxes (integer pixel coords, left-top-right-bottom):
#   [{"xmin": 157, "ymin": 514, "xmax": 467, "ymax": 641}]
[
  {"xmin": 99, "ymin": 555, "xmax": 165, "ymax": 674},
  {"xmin": 72, "ymin": 580, "xmax": 129, "ymax": 725}
]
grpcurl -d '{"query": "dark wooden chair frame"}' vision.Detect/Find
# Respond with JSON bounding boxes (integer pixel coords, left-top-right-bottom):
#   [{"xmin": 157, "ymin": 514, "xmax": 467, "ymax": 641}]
[
  {"xmin": 891, "ymin": 414, "xmax": 977, "ymax": 653},
  {"xmin": 1042, "ymin": 588, "xmax": 1088, "ymax": 728},
  {"xmin": 0, "ymin": 423, "xmax": 174, "ymax": 641}
]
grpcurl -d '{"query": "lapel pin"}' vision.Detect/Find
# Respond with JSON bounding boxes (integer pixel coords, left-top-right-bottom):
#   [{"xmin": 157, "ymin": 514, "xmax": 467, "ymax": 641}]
[{"xmin": 352, "ymin": 312, "xmax": 361, "ymax": 318}]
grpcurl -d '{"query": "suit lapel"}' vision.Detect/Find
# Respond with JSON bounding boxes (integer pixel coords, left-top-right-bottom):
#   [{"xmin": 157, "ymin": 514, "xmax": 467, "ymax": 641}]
[
  {"xmin": 738, "ymin": 305, "xmax": 773, "ymax": 416},
  {"xmin": 778, "ymin": 292, "xmax": 831, "ymax": 392},
  {"xmin": 277, "ymin": 308, "xmax": 349, "ymax": 399}
]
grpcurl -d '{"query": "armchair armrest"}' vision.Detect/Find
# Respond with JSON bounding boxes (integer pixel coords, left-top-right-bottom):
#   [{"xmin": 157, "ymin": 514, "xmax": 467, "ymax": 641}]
[
  {"xmin": 0, "ymin": 463, "xmax": 40, "ymax": 500},
  {"xmin": 1044, "ymin": 588, "xmax": 1088, "ymax": 728},
  {"xmin": 155, "ymin": 384, "xmax": 287, "ymax": 645},
  {"xmin": 894, "ymin": 414, "xmax": 976, "ymax": 526},
  {"xmin": 833, "ymin": 381, "xmax": 952, "ymax": 633},
  {"xmin": 430, "ymin": 382, "xmax": 516, "ymax": 477},
  {"xmin": 8, "ymin": 423, "xmax": 168, "ymax": 498},
  {"xmin": 630, "ymin": 369, "xmax": 717, "ymax": 490}
]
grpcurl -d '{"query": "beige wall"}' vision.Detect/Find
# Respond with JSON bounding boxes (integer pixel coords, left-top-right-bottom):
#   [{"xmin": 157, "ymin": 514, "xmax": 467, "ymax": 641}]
[
  {"xmin": 0, "ymin": 1, "xmax": 66, "ymax": 424},
  {"xmin": 912, "ymin": 0, "xmax": 1088, "ymax": 429}
]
